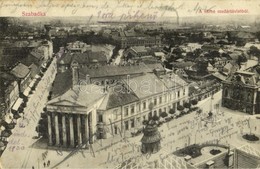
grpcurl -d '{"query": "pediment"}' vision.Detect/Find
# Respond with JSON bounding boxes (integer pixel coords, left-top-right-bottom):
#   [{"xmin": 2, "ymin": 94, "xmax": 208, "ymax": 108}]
[{"xmin": 49, "ymin": 99, "xmax": 85, "ymax": 107}]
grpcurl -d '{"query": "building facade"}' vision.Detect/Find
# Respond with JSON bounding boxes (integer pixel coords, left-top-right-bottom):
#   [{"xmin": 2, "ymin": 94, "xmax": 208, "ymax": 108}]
[
  {"xmin": 46, "ymin": 61, "xmax": 189, "ymax": 147},
  {"xmin": 222, "ymin": 71, "xmax": 259, "ymax": 115}
]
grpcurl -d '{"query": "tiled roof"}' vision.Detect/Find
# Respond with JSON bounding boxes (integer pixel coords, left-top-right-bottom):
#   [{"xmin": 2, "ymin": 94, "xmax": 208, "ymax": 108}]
[
  {"xmin": 58, "ymin": 51, "xmax": 107, "ymax": 65},
  {"xmin": 159, "ymin": 73, "xmax": 188, "ymax": 89},
  {"xmin": 99, "ymin": 83, "xmax": 139, "ymax": 110},
  {"xmin": 51, "ymin": 70, "xmax": 72, "ymax": 98},
  {"xmin": 48, "ymin": 84, "xmax": 105, "ymax": 108},
  {"xmin": 131, "ymin": 46, "xmax": 147, "ymax": 53},
  {"xmin": 226, "ymin": 71, "xmax": 257, "ymax": 86},
  {"xmin": 78, "ymin": 63, "xmax": 152, "ymax": 79},
  {"xmin": 123, "ymin": 74, "xmax": 167, "ymax": 99},
  {"xmin": 10, "ymin": 63, "xmax": 30, "ymax": 79}
]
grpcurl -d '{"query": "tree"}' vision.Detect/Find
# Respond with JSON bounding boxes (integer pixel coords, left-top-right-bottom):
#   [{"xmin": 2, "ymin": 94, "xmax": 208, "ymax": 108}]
[
  {"xmin": 208, "ymin": 111, "xmax": 213, "ymax": 117},
  {"xmin": 183, "ymin": 102, "xmax": 191, "ymax": 110},
  {"xmin": 191, "ymin": 100, "xmax": 198, "ymax": 106},
  {"xmin": 177, "ymin": 105, "xmax": 184, "ymax": 111},
  {"xmin": 160, "ymin": 112, "xmax": 168, "ymax": 118},
  {"xmin": 169, "ymin": 109, "xmax": 175, "ymax": 115},
  {"xmin": 152, "ymin": 114, "xmax": 160, "ymax": 121},
  {"xmin": 142, "ymin": 120, "xmax": 148, "ymax": 125},
  {"xmin": 249, "ymin": 46, "xmax": 260, "ymax": 56}
]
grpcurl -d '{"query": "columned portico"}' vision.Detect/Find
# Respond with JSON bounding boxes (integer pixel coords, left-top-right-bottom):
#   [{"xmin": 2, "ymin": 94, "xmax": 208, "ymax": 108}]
[
  {"xmin": 69, "ymin": 115, "xmax": 75, "ymax": 147},
  {"xmin": 47, "ymin": 113, "xmax": 52, "ymax": 145},
  {"xmin": 77, "ymin": 115, "xmax": 82, "ymax": 145},
  {"xmin": 84, "ymin": 115, "xmax": 89, "ymax": 147},
  {"xmin": 47, "ymin": 111, "xmax": 94, "ymax": 148},
  {"xmin": 62, "ymin": 115, "xmax": 67, "ymax": 147},
  {"xmin": 54, "ymin": 113, "xmax": 60, "ymax": 146}
]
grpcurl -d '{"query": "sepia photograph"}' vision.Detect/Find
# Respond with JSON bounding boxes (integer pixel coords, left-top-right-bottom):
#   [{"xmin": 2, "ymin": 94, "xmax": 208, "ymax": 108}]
[{"xmin": 0, "ymin": 0, "xmax": 260, "ymax": 168}]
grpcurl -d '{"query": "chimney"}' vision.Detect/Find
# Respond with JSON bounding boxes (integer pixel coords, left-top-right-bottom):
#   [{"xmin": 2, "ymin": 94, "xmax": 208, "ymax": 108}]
[{"xmin": 71, "ymin": 61, "xmax": 79, "ymax": 87}]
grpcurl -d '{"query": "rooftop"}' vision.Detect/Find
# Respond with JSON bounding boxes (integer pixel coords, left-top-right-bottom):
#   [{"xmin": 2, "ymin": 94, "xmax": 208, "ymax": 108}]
[
  {"xmin": 10, "ymin": 63, "xmax": 30, "ymax": 79},
  {"xmin": 48, "ymin": 84, "xmax": 105, "ymax": 109},
  {"xmin": 78, "ymin": 63, "xmax": 158, "ymax": 79},
  {"xmin": 123, "ymin": 73, "xmax": 167, "ymax": 99}
]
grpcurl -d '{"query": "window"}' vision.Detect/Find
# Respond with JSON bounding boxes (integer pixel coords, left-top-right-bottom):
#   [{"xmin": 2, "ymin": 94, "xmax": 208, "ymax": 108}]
[
  {"xmin": 131, "ymin": 105, "xmax": 135, "ymax": 114},
  {"xmin": 154, "ymin": 98, "xmax": 157, "ymax": 105},
  {"xmin": 113, "ymin": 109, "xmax": 118, "ymax": 120},
  {"xmin": 143, "ymin": 101, "xmax": 146, "ymax": 110},
  {"xmin": 183, "ymin": 88, "xmax": 186, "ymax": 95},
  {"xmin": 131, "ymin": 119, "xmax": 135, "ymax": 128},
  {"xmin": 137, "ymin": 103, "xmax": 140, "ymax": 112},
  {"xmin": 178, "ymin": 91, "xmax": 180, "ymax": 98},
  {"xmin": 159, "ymin": 96, "xmax": 162, "ymax": 104},
  {"xmin": 125, "ymin": 121, "xmax": 129, "ymax": 130},
  {"xmin": 137, "ymin": 117, "xmax": 141, "ymax": 124},
  {"xmin": 124, "ymin": 107, "xmax": 129, "ymax": 116},
  {"xmin": 98, "ymin": 114, "xmax": 103, "ymax": 123}
]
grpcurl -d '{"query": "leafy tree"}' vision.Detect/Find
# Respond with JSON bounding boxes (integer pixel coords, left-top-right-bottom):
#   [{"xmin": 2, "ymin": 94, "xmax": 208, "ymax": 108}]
[
  {"xmin": 142, "ymin": 120, "xmax": 148, "ymax": 125},
  {"xmin": 152, "ymin": 114, "xmax": 160, "ymax": 121},
  {"xmin": 177, "ymin": 105, "xmax": 184, "ymax": 111},
  {"xmin": 249, "ymin": 46, "xmax": 260, "ymax": 56},
  {"xmin": 183, "ymin": 102, "xmax": 191, "ymax": 109},
  {"xmin": 160, "ymin": 112, "xmax": 168, "ymax": 118},
  {"xmin": 191, "ymin": 100, "xmax": 198, "ymax": 105},
  {"xmin": 208, "ymin": 111, "xmax": 213, "ymax": 117},
  {"xmin": 169, "ymin": 109, "xmax": 175, "ymax": 115}
]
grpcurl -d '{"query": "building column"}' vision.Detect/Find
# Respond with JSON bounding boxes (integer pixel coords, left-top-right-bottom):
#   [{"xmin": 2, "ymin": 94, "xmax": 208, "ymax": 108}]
[
  {"xmin": 62, "ymin": 115, "xmax": 67, "ymax": 147},
  {"xmin": 89, "ymin": 112, "xmax": 94, "ymax": 144},
  {"xmin": 77, "ymin": 114, "xmax": 82, "ymax": 145},
  {"xmin": 84, "ymin": 115, "xmax": 89, "ymax": 147},
  {"xmin": 54, "ymin": 113, "xmax": 60, "ymax": 146},
  {"xmin": 47, "ymin": 113, "xmax": 52, "ymax": 145},
  {"xmin": 69, "ymin": 115, "xmax": 75, "ymax": 147}
]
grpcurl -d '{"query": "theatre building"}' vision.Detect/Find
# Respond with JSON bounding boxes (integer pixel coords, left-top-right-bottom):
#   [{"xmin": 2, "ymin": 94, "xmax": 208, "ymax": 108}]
[
  {"xmin": 46, "ymin": 60, "xmax": 189, "ymax": 148},
  {"xmin": 46, "ymin": 85, "xmax": 105, "ymax": 148}
]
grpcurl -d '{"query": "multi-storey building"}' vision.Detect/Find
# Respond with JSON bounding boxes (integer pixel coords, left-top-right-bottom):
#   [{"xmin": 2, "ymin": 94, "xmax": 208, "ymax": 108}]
[
  {"xmin": 222, "ymin": 70, "xmax": 260, "ymax": 115},
  {"xmin": 46, "ymin": 61, "xmax": 189, "ymax": 148},
  {"xmin": 112, "ymin": 30, "xmax": 161, "ymax": 48}
]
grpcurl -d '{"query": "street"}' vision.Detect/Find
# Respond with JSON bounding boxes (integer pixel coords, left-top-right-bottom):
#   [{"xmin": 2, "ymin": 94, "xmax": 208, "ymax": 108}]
[
  {"xmin": 1, "ymin": 58, "xmax": 57, "ymax": 169},
  {"xmin": 1, "ymin": 86, "xmax": 260, "ymax": 169}
]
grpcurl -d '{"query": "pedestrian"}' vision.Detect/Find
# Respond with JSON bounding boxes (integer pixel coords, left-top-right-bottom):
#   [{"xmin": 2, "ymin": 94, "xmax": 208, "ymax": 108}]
[
  {"xmin": 47, "ymin": 160, "xmax": 50, "ymax": 167},
  {"xmin": 43, "ymin": 162, "xmax": 46, "ymax": 168},
  {"xmin": 32, "ymin": 166, "xmax": 34, "ymax": 169}
]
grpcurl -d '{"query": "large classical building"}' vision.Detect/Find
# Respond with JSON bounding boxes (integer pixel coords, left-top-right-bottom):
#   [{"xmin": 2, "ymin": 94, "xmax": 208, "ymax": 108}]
[
  {"xmin": 46, "ymin": 61, "xmax": 189, "ymax": 148},
  {"xmin": 222, "ymin": 70, "xmax": 260, "ymax": 115},
  {"xmin": 111, "ymin": 30, "xmax": 161, "ymax": 48}
]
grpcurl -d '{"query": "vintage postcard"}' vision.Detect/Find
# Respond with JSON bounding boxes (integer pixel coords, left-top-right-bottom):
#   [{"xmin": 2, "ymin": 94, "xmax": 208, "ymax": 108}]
[{"xmin": 0, "ymin": 0, "xmax": 260, "ymax": 168}]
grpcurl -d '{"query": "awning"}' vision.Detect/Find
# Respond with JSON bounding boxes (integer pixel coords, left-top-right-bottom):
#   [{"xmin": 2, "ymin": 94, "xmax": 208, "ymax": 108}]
[
  {"xmin": 23, "ymin": 87, "xmax": 31, "ymax": 96},
  {"xmin": 12, "ymin": 98, "xmax": 23, "ymax": 111},
  {"xmin": 29, "ymin": 79, "xmax": 37, "ymax": 88},
  {"xmin": 35, "ymin": 74, "xmax": 41, "ymax": 79}
]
